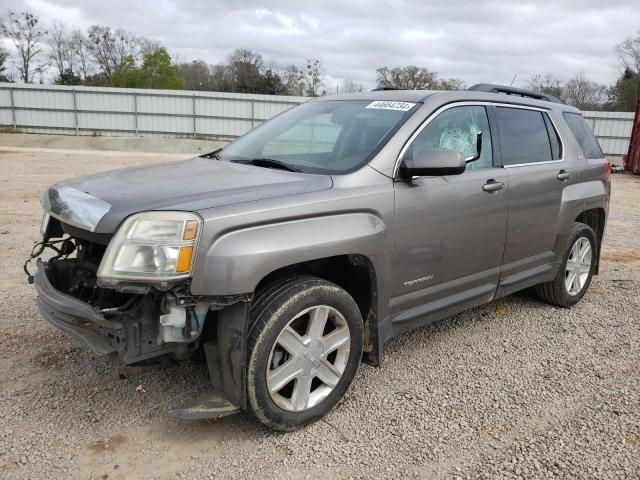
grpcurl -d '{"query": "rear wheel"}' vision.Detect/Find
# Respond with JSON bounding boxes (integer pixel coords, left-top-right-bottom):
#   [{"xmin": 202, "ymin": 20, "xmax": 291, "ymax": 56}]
[
  {"xmin": 535, "ymin": 222, "xmax": 597, "ymax": 307},
  {"xmin": 247, "ymin": 276, "xmax": 363, "ymax": 431}
]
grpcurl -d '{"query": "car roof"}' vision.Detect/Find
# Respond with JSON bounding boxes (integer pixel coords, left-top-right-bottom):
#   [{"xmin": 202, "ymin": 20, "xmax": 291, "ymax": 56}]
[
  {"xmin": 318, "ymin": 90, "xmax": 438, "ymax": 103},
  {"xmin": 316, "ymin": 89, "xmax": 581, "ymax": 113}
]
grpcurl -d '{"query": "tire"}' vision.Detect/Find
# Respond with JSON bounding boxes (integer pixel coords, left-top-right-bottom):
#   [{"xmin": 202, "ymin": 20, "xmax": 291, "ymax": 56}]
[
  {"xmin": 247, "ymin": 275, "xmax": 363, "ymax": 431},
  {"xmin": 535, "ymin": 222, "xmax": 597, "ymax": 308}
]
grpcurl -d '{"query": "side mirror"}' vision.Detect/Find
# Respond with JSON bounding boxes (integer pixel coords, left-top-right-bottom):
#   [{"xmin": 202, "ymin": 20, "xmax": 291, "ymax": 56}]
[{"xmin": 399, "ymin": 148, "xmax": 466, "ymax": 178}]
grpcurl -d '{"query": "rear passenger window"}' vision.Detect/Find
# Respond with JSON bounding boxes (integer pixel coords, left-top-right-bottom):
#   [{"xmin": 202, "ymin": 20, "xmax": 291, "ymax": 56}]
[
  {"xmin": 562, "ymin": 112, "xmax": 604, "ymax": 159},
  {"xmin": 543, "ymin": 115, "xmax": 562, "ymax": 160},
  {"xmin": 496, "ymin": 107, "xmax": 553, "ymax": 165}
]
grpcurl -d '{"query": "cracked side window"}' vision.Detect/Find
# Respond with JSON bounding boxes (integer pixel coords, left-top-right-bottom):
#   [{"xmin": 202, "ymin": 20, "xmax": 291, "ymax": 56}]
[{"xmin": 405, "ymin": 106, "xmax": 493, "ymax": 170}]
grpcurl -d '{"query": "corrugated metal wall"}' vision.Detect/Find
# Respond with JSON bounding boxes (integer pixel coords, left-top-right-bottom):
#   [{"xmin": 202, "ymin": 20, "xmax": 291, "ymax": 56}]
[
  {"xmin": 0, "ymin": 83, "xmax": 306, "ymax": 139},
  {"xmin": 0, "ymin": 83, "xmax": 634, "ymax": 155},
  {"xmin": 582, "ymin": 110, "xmax": 635, "ymax": 156}
]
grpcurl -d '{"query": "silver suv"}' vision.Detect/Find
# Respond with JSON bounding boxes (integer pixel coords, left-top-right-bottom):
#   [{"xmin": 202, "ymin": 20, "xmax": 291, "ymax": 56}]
[{"xmin": 29, "ymin": 84, "xmax": 610, "ymax": 431}]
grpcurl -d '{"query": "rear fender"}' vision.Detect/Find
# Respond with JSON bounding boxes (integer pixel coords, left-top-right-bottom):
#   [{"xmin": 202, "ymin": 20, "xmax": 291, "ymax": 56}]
[{"xmin": 553, "ymin": 180, "xmax": 608, "ymax": 261}]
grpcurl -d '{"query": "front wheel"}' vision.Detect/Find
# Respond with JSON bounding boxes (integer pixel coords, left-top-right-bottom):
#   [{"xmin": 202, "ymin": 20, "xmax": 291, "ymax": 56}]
[
  {"xmin": 535, "ymin": 222, "xmax": 597, "ymax": 307},
  {"xmin": 246, "ymin": 276, "xmax": 363, "ymax": 431}
]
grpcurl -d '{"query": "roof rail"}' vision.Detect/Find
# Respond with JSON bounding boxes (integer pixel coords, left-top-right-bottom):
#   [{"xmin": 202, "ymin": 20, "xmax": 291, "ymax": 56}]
[
  {"xmin": 467, "ymin": 83, "xmax": 564, "ymax": 104},
  {"xmin": 372, "ymin": 87, "xmax": 399, "ymax": 91}
]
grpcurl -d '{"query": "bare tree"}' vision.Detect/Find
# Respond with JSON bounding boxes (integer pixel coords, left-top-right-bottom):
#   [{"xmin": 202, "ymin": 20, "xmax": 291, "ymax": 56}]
[
  {"xmin": 1, "ymin": 11, "xmax": 49, "ymax": 83},
  {"xmin": 281, "ymin": 64, "xmax": 305, "ymax": 96},
  {"xmin": 376, "ymin": 65, "xmax": 438, "ymax": 90},
  {"xmin": 0, "ymin": 45, "xmax": 9, "ymax": 81},
  {"xmin": 339, "ymin": 79, "xmax": 363, "ymax": 94},
  {"xmin": 70, "ymin": 30, "xmax": 93, "ymax": 81},
  {"xmin": 616, "ymin": 32, "xmax": 640, "ymax": 73},
  {"xmin": 178, "ymin": 60, "xmax": 215, "ymax": 90},
  {"xmin": 305, "ymin": 58, "xmax": 323, "ymax": 96},
  {"xmin": 227, "ymin": 49, "xmax": 264, "ymax": 93},
  {"xmin": 139, "ymin": 38, "xmax": 162, "ymax": 56},
  {"xmin": 563, "ymin": 72, "xmax": 607, "ymax": 110},
  {"xmin": 436, "ymin": 77, "xmax": 465, "ymax": 91},
  {"xmin": 528, "ymin": 73, "xmax": 563, "ymax": 98},
  {"xmin": 87, "ymin": 25, "xmax": 142, "ymax": 79},
  {"xmin": 49, "ymin": 23, "xmax": 75, "ymax": 79}
]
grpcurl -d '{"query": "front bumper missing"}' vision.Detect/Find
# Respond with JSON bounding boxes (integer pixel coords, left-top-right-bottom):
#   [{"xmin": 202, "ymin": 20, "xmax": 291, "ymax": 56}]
[
  {"xmin": 34, "ymin": 259, "xmax": 121, "ymax": 356},
  {"xmin": 33, "ymin": 259, "xmax": 250, "ymax": 420}
]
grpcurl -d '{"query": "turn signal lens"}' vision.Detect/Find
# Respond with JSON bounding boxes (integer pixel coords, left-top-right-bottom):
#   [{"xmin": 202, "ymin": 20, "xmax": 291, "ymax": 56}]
[
  {"xmin": 183, "ymin": 220, "xmax": 199, "ymax": 240},
  {"xmin": 176, "ymin": 246, "xmax": 194, "ymax": 273}
]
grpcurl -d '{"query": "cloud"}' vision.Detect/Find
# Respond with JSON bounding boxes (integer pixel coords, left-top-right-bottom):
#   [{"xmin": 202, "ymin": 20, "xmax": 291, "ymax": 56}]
[{"xmin": 2, "ymin": 0, "xmax": 638, "ymax": 89}]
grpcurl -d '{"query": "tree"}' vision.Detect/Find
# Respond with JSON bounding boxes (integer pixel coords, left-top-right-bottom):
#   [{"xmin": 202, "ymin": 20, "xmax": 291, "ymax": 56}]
[
  {"xmin": 56, "ymin": 67, "xmax": 80, "ymax": 85},
  {"xmin": 178, "ymin": 60, "xmax": 215, "ymax": 90},
  {"xmin": 109, "ymin": 55, "xmax": 143, "ymax": 88},
  {"xmin": 227, "ymin": 48, "xmax": 264, "ymax": 93},
  {"xmin": 437, "ymin": 78, "xmax": 465, "ymax": 91},
  {"xmin": 0, "ymin": 46, "xmax": 9, "ymax": 82},
  {"xmin": 607, "ymin": 68, "xmax": 640, "ymax": 112},
  {"xmin": 209, "ymin": 63, "xmax": 233, "ymax": 91},
  {"xmin": 376, "ymin": 65, "xmax": 439, "ymax": 90},
  {"xmin": 563, "ymin": 72, "xmax": 607, "ymax": 110},
  {"xmin": 616, "ymin": 32, "xmax": 640, "ymax": 73},
  {"xmin": 1, "ymin": 11, "xmax": 49, "ymax": 83},
  {"xmin": 140, "ymin": 48, "xmax": 183, "ymax": 89},
  {"xmin": 304, "ymin": 59, "xmax": 323, "ymax": 96},
  {"xmin": 49, "ymin": 23, "xmax": 72, "ymax": 79},
  {"xmin": 529, "ymin": 73, "xmax": 563, "ymax": 98},
  {"xmin": 261, "ymin": 69, "xmax": 287, "ymax": 95},
  {"xmin": 339, "ymin": 79, "xmax": 363, "ymax": 94},
  {"xmin": 87, "ymin": 25, "xmax": 142, "ymax": 80},
  {"xmin": 70, "ymin": 30, "xmax": 93, "ymax": 81},
  {"xmin": 609, "ymin": 32, "xmax": 640, "ymax": 111},
  {"xmin": 281, "ymin": 64, "xmax": 305, "ymax": 96}
]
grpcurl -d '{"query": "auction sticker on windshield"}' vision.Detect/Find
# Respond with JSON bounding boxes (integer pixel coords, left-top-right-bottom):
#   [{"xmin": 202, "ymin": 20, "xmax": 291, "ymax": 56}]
[{"xmin": 366, "ymin": 101, "xmax": 416, "ymax": 111}]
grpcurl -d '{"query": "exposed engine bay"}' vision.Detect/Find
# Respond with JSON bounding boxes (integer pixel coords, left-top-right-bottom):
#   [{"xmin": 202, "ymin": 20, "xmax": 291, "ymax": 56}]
[{"xmin": 29, "ymin": 233, "xmax": 213, "ymax": 365}]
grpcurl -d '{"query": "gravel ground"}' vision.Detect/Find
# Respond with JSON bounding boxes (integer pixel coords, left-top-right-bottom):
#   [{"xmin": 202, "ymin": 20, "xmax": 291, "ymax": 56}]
[{"xmin": 0, "ymin": 145, "xmax": 638, "ymax": 480}]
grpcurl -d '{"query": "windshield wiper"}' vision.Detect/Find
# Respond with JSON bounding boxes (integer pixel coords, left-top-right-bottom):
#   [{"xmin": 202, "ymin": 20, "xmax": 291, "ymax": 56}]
[
  {"xmin": 232, "ymin": 158, "xmax": 301, "ymax": 172},
  {"xmin": 200, "ymin": 148, "xmax": 222, "ymax": 160}
]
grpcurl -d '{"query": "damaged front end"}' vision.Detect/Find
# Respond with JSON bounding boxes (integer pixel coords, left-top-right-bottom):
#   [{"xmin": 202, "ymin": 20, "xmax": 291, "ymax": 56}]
[{"xmin": 29, "ymin": 213, "xmax": 251, "ymax": 420}]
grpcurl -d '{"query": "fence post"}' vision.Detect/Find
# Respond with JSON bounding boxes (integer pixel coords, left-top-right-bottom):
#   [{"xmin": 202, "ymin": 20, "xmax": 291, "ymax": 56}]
[
  {"xmin": 9, "ymin": 86, "xmax": 16, "ymax": 129},
  {"xmin": 72, "ymin": 89, "xmax": 79, "ymax": 135},
  {"xmin": 192, "ymin": 94, "xmax": 197, "ymax": 138},
  {"xmin": 134, "ymin": 92, "xmax": 138, "ymax": 135},
  {"xmin": 250, "ymin": 99, "xmax": 255, "ymax": 128}
]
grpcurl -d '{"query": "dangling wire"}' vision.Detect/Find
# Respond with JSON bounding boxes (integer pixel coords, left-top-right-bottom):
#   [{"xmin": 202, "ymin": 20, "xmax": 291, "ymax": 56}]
[{"xmin": 23, "ymin": 237, "xmax": 74, "ymax": 282}]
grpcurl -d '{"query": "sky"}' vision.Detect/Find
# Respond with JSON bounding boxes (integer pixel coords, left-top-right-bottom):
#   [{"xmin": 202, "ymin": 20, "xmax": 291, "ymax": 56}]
[{"xmin": 1, "ymin": 0, "xmax": 639, "ymax": 91}]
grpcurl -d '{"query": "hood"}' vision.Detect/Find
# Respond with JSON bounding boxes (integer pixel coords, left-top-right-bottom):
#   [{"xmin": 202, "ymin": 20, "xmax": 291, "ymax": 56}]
[{"xmin": 43, "ymin": 156, "xmax": 333, "ymax": 233}]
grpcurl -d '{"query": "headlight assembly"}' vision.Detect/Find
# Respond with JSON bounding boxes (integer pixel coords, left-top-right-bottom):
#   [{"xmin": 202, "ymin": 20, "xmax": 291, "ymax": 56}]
[{"xmin": 97, "ymin": 211, "xmax": 202, "ymax": 286}]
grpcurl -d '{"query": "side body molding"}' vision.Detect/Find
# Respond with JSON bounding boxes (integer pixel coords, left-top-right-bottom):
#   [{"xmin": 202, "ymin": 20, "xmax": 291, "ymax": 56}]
[{"xmin": 189, "ymin": 213, "xmax": 388, "ymax": 296}]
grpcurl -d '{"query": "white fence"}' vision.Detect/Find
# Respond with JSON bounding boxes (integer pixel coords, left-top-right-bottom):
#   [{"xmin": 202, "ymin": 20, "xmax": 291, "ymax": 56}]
[
  {"xmin": 0, "ymin": 83, "xmax": 635, "ymax": 155},
  {"xmin": 581, "ymin": 111, "xmax": 635, "ymax": 157},
  {"xmin": 0, "ymin": 83, "xmax": 306, "ymax": 139}
]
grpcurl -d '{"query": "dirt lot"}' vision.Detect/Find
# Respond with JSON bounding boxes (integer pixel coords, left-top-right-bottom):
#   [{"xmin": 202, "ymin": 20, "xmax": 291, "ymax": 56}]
[{"xmin": 0, "ymin": 144, "xmax": 638, "ymax": 479}]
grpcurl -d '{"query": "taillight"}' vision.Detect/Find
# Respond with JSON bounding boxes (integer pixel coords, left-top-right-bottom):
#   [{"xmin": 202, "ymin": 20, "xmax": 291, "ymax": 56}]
[{"xmin": 604, "ymin": 158, "xmax": 611, "ymax": 181}]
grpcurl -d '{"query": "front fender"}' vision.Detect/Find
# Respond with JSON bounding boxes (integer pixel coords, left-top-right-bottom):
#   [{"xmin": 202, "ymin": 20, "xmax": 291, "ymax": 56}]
[{"xmin": 189, "ymin": 213, "xmax": 387, "ymax": 296}]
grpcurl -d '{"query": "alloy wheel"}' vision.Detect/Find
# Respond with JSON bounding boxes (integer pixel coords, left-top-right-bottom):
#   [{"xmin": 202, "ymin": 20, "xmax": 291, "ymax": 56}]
[
  {"xmin": 266, "ymin": 305, "xmax": 351, "ymax": 412},
  {"xmin": 565, "ymin": 237, "xmax": 592, "ymax": 296}
]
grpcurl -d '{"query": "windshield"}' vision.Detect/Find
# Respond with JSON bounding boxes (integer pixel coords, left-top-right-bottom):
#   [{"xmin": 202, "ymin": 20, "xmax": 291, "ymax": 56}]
[{"xmin": 220, "ymin": 100, "xmax": 419, "ymax": 174}]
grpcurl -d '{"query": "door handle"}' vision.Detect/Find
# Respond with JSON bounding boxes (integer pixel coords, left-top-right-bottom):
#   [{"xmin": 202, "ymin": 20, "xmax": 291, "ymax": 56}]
[
  {"xmin": 557, "ymin": 170, "xmax": 571, "ymax": 181},
  {"xmin": 482, "ymin": 180, "xmax": 505, "ymax": 193}
]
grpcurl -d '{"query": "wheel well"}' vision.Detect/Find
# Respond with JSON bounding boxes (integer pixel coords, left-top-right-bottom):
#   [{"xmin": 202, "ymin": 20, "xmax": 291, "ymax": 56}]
[
  {"xmin": 254, "ymin": 255, "xmax": 380, "ymax": 366},
  {"xmin": 575, "ymin": 208, "xmax": 605, "ymax": 273}
]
